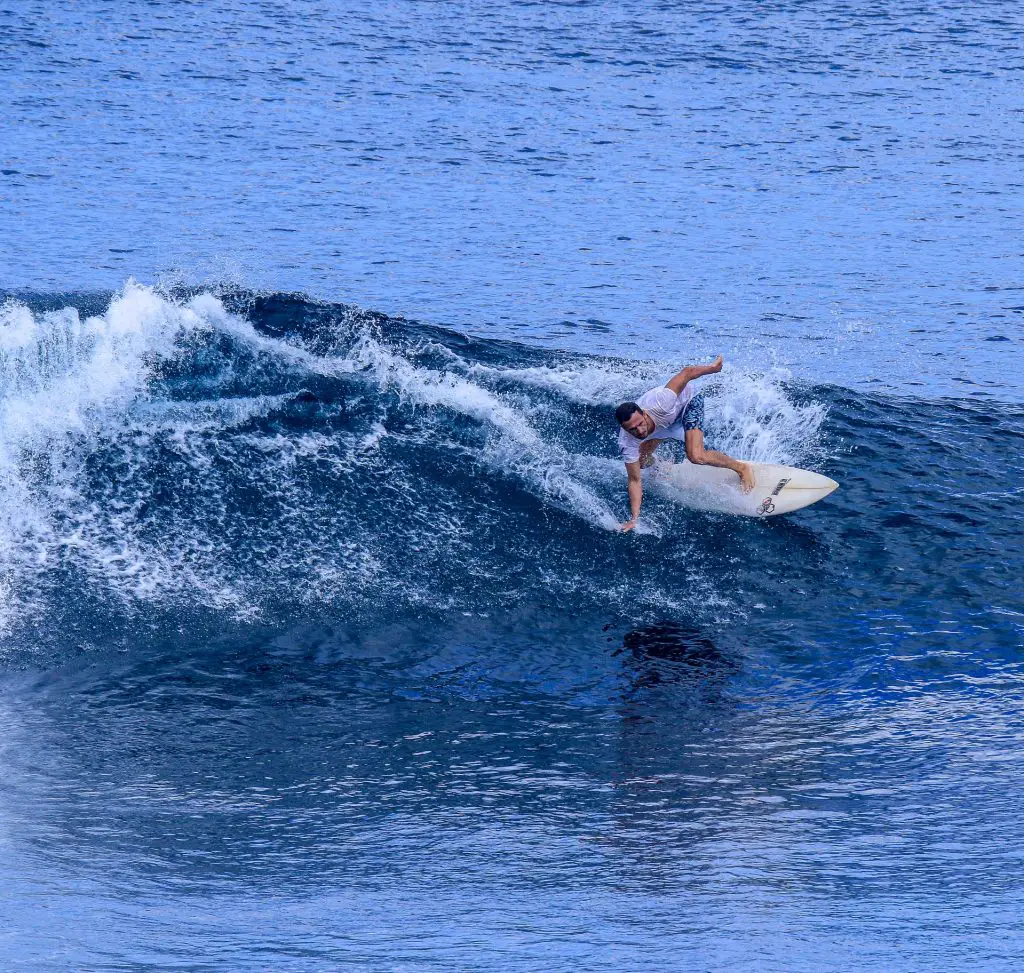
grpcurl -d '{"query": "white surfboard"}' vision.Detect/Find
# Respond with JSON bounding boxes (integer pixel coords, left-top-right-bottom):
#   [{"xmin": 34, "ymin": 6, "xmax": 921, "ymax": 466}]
[{"xmin": 652, "ymin": 461, "xmax": 838, "ymax": 517}]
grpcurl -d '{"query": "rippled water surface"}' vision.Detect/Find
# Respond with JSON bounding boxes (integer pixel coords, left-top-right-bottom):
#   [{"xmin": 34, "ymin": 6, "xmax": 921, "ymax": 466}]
[
  {"xmin": 1, "ymin": 2, "xmax": 1023, "ymax": 971},
  {"xmin": 4, "ymin": 0, "xmax": 1024, "ymax": 396}
]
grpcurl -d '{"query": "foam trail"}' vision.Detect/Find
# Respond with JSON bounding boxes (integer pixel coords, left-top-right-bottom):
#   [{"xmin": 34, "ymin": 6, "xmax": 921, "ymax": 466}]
[
  {"xmin": 463, "ymin": 358, "xmax": 667, "ymax": 405},
  {"xmin": 343, "ymin": 336, "xmax": 621, "ymax": 529}
]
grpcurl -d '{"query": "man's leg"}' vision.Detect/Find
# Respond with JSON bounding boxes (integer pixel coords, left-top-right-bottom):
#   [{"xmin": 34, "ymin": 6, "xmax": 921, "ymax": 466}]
[{"xmin": 684, "ymin": 428, "xmax": 755, "ymax": 493}]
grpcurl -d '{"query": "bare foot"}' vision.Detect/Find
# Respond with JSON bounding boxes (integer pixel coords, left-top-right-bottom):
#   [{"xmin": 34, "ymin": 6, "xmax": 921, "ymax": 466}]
[
  {"xmin": 738, "ymin": 463, "xmax": 756, "ymax": 493},
  {"xmin": 709, "ymin": 354, "xmax": 723, "ymax": 373}
]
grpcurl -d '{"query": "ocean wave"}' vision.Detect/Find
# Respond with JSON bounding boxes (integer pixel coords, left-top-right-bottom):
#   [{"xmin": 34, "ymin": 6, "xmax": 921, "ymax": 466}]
[{"xmin": 0, "ymin": 284, "xmax": 1018, "ymax": 648}]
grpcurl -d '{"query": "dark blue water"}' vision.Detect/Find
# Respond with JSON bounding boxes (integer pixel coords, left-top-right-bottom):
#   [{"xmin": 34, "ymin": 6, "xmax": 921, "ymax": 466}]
[{"xmin": 2, "ymin": 3, "xmax": 1024, "ymax": 971}]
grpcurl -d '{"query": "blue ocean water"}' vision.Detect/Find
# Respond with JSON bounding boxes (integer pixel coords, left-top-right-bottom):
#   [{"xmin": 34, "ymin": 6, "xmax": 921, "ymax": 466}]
[{"xmin": 1, "ymin": 2, "xmax": 1023, "ymax": 971}]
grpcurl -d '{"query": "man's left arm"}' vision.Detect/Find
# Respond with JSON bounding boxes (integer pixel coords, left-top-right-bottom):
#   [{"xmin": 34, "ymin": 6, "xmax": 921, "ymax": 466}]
[{"xmin": 666, "ymin": 354, "xmax": 723, "ymax": 395}]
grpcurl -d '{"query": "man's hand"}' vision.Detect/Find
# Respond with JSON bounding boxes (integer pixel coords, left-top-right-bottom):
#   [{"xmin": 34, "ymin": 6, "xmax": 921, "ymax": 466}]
[
  {"xmin": 620, "ymin": 519, "xmax": 638, "ymax": 533},
  {"xmin": 666, "ymin": 355, "xmax": 724, "ymax": 394}
]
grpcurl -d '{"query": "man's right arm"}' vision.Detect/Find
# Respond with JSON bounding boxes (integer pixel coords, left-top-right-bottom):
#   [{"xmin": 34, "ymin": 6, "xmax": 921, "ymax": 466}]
[
  {"xmin": 621, "ymin": 461, "xmax": 643, "ymax": 532},
  {"xmin": 665, "ymin": 355, "xmax": 723, "ymax": 395}
]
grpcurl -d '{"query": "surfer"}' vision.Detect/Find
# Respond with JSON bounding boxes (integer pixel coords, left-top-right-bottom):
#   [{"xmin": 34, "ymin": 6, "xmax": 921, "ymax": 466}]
[{"xmin": 616, "ymin": 356, "xmax": 755, "ymax": 532}]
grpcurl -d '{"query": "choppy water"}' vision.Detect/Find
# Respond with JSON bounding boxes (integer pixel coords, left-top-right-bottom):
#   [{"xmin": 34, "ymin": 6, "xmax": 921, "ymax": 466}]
[{"xmin": 2, "ymin": 2, "xmax": 1024, "ymax": 971}]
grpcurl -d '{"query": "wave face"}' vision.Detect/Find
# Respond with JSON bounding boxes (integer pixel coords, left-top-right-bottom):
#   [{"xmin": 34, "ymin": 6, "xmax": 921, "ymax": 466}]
[{"xmin": 0, "ymin": 285, "xmax": 1020, "ymax": 654}]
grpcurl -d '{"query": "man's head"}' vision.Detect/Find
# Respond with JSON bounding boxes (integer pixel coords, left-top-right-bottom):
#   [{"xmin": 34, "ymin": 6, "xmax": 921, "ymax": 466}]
[{"xmin": 616, "ymin": 401, "xmax": 653, "ymax": 439}]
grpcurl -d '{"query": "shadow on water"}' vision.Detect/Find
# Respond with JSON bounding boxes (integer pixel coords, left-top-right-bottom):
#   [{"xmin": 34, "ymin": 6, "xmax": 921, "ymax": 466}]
[{"xmin": 613, "ymin": 621, "xmax": 740, "ymax": 697}]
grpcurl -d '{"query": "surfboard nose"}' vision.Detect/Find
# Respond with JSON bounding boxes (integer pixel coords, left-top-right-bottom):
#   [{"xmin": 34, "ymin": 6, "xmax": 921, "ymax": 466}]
[
  {"xmin": 754, "ymin": 466, "xmax": 839, "ymax": 516},
  {"xmin": 790, "ymin": 469, "xmax": 838, "ymax": 494},
  {"xmin": 814, "ymin": 474, "xmax": 839, "ymax": 496}
]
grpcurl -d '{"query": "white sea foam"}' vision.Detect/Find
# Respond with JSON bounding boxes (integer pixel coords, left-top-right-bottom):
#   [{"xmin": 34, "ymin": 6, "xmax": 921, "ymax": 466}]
[
  {"xmin": 705, "ymin": 367, "xmax": 827, "ymax": 466},
  {"xmin": 463, "ymin": 358, "xmax": 666, "ymax": 405},
  {"xmin": 0, "ymin": 283, "xmax": 350, "ymax": 629},
  {"xmin": 340, "ymin": 335, "xmax": 622, "ymax": 530},
  {"xmin": 442, "ymin": 350, "xmax": 826, "ymax": 469}
]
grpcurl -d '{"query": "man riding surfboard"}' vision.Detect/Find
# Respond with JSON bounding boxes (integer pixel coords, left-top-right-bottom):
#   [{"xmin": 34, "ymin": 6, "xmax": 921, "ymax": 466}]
[{"xmin": 615, "ymin": 355, "xmax": 755, "ymax": 532}]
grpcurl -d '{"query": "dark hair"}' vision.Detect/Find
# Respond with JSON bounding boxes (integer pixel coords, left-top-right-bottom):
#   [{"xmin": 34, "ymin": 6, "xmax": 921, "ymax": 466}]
[{"xmin": 615, "ymin": 401, "xmax": 641, "ymax": 425}]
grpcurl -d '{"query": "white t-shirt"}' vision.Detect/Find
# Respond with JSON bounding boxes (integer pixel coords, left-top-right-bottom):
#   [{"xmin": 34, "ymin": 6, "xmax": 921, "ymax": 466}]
[{"xmin": 617, "ymin": 384, "xmax": 695, "ymax": 464}]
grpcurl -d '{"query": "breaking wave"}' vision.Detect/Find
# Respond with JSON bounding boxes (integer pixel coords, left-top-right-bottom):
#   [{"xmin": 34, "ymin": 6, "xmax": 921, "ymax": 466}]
[{"xmin": 2, "ymin": 283, "xmax": 1016, "ymax": 650}]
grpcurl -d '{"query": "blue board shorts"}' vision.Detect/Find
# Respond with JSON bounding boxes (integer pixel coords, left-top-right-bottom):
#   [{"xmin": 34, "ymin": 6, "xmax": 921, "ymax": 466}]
[{"xmin": 682, "ymin": 392, "xmax": 706, "ymax": 434}]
